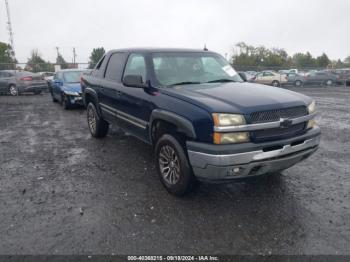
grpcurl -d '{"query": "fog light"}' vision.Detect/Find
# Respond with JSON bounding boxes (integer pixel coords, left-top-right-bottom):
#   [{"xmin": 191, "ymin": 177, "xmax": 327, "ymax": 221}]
[
  {"xmin": 307, "ymin": 119, "xmax": 317, "ymax": 129},
  {"xmin": 233, "ymin": 167, "xmax": 240, "ymax": 173},
  {"xmin": 213, "ymin": 132, "xmax": 249, "ymax": 144}
]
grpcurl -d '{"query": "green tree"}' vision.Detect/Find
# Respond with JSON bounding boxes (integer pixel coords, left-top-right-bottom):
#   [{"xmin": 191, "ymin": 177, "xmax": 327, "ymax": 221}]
[
  {"xmin": 88, "ymin": 47, "xmax": 105, "ymax": 69},
  {"xmin": 315, "ymin": 53, "xmax": 330, "ymax": 68},
  {"xmin": 344, "ymin": 56, "xmax": 350, "ymax": 65},
  {"xmin": 231, "ymin": 42, "xmax": 291, "ymax": 69},
  {"xmin": 292, "ymin": 52, "xmax": 316, "ymax": 68},
  {"xmin": 0, "ymin": 42, "xmax": 17, "ymax": 69},
  {"xmin": 56, "ymin": 53, "xmax": 68, "ymax": 69},
  {"xmin": 26, "ymin": 49, "xmax": 54, "ymax": 72}
]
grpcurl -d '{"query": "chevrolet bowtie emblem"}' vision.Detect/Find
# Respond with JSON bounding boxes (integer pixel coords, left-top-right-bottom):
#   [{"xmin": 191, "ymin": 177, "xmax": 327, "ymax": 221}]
[{"xmin": 280, "ymin": 118, "xmax": 293, "ymax": 128}]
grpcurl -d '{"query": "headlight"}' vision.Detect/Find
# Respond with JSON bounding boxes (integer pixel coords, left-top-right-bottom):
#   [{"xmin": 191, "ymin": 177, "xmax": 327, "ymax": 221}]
[
  {"xmin": 213, "ymin": 132, "xmax": 249, "ymax": 144},
  {"xmin": 64, "ymin": 91, "xmax": 79, "ymax": 96},
  {"xmin": 308, "ymin": 101, "xmax": 316, "ymax": 114},
  {"xmin": 212, "ymin": 113, "xmax": 245, "ymax": 126}
]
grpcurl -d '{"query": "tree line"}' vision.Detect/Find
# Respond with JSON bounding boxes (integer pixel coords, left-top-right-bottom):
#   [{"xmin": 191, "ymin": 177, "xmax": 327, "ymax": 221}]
[
  {"xmin": 231, "ymin": 42, "xmax": 350, "ymax": 70},
  {"xmin": 0, "ymin": 42, "xmax": 105, "ymax": 72},
  {"xmin": 1, "ymin": 41, "xmax": 349, "ymax": 72}
]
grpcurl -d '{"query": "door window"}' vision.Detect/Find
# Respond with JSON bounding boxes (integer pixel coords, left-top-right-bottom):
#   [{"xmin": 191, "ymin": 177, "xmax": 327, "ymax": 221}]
[
  {"xmin": 123, "ymin": 54, "xmax": 147, "ymax": 83},
  {"xmin": 105, "ymin": 53, "xmax": 127, "ymax": 81}
]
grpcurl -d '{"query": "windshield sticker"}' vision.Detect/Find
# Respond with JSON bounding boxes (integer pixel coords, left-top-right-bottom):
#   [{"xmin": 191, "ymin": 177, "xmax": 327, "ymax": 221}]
[{"xmin": 222, "ymin": 65, "xmax": 237, "ymax": 77}]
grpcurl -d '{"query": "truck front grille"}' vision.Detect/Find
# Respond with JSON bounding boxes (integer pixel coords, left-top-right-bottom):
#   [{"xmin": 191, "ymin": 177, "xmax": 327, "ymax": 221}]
[
  {"xmin": 251, "ymin": 123, "xmax": 306, "ymax": 142},
  {"xmin": 249, "ymin": 106, "xmax": 308, "ymax": 142},
  {"xmin": 250, "ymin": 106, "xmax": 307, "ymax": 124}
]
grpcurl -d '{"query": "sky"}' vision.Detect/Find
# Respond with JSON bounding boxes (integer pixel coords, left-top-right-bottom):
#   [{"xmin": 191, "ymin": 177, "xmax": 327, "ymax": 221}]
[{"xmin": 0, "ymin": 0, "xmax": 349, "ymax": 64}]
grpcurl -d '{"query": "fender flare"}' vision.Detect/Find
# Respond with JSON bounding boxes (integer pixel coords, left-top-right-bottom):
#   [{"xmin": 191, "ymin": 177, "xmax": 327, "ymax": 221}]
[
  {"xmin": 149, "ymin": 109, "xmax": 196, "ymax": 142},
  {"xmin": 83, "ymin": 87, "xmax": 98, "ymax": 106}
]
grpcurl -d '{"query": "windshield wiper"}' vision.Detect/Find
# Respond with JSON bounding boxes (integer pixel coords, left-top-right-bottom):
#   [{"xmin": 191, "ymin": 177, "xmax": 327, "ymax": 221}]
[
  {"xmin": 169, "ymin": 81, "xmax": 201, "ymax": 86},
  {"xmin": 206, "ymin": 79, "xmax": 236, "ymax": 83}
]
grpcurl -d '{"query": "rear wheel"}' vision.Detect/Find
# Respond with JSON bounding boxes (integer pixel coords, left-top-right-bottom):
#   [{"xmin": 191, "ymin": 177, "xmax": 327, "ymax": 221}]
[
  {"xmin": 155, "ymin": 133, "xmax": 195, "ymax": 196},
  {"xmin": 9, "ymin": 85, "xmax": 18, "ymax": 96},
  {"xmin": 87, "ymin": 102, "xmax": 109, "ymax": 138},
  {"xmin": 272, "ymin": 80, "xmax": 280, "ymax": 87}
]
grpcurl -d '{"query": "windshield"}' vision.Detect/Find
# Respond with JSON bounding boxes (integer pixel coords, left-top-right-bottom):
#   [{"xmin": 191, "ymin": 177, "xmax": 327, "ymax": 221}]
[
  {"xmin": 63, "ymin": 71, "xmax": 83, "ymax": 83},
  {"xmin": 151, "ymin": 52, "xmax": 243, "ymax": 86}
]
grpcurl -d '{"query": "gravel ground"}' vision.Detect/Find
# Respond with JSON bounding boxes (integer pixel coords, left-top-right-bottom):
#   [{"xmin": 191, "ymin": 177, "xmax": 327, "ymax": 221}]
[{"xmin": 0, "ymin": 86, "xmax": 349, "ymax": 255}]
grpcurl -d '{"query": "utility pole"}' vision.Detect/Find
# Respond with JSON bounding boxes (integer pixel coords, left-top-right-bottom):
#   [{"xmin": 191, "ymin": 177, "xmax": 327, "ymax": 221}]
[
  {"xmin": 55, "ymin": 47, "xmax": 60, "ymax": 58},
  {"xmin": 73, "ymin": 47, "xmax": 77, "ymax": 68},
  {"xmin": 5, "ymin": 0, "xmax": 15, "ymax": 58}
]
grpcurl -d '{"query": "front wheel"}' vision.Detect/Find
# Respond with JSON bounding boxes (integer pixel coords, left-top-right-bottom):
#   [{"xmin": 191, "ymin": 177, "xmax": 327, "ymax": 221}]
[
  {"xmin": 271, "ymin": 80, "xmax": 280, "ymax": 87},
  {"xmin": 325, "ymin": 79, "xmax": 333, "ymax": 86},
  {"xmin": 155, "ymin": 134, "xmax": 195, "ymax": 196},
  {"xmin": 294, "ymin": 80, "xmax": 303, "ymax": 87},
  {"xmin": 87, "ymin": 102, "xmax": 109, "ymax": 138},
  {"xmin": 62, "ymin": 94, "xmax": 71, "ymax": 110}
]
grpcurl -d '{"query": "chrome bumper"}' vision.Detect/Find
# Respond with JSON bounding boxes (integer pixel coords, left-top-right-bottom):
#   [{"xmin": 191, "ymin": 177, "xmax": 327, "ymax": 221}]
[{"xmin": 188, "ymin": 134, "xmax": 320, "ymax": 181}]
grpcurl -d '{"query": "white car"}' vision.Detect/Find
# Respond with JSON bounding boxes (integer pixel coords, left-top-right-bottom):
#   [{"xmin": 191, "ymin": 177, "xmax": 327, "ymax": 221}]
[{"xmin": 38, "ymin": 72, "xmax": 54, "ymax": 82}]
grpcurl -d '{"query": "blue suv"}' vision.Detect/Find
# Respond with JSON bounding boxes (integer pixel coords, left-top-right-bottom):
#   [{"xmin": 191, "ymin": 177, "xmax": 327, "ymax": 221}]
[{"xmin": 81, "ymin": 48, "xmax": 321, "ymax": 196}]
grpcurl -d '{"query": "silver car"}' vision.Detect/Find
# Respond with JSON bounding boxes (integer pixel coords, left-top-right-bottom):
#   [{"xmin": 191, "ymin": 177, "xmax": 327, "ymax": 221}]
[{"xmin": 0, "ymin": 70, "xmax": 48, "ymax": 96}]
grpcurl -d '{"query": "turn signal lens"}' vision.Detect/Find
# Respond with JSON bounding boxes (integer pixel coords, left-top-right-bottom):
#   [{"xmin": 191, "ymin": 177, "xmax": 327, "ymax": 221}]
[
  {"xmin": 213, "ymin": 132, "xmax": 249, "ymax": 144},
  {"xmin": 307, "ymin": 119, "xmax": 317, "ymax": 129}
]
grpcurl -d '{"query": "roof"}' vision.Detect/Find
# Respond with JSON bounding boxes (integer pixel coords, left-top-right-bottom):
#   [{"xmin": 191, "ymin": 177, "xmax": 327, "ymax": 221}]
[{"xmin": 107, "ymin": 47, "xmax": 214, "ymax": 53}]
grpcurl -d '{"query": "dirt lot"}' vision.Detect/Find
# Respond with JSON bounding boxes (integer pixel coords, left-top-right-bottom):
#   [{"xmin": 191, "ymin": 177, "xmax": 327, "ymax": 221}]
[{"xmin": 0, "ymin": 86, "xmax": 349, "ymax": 255}]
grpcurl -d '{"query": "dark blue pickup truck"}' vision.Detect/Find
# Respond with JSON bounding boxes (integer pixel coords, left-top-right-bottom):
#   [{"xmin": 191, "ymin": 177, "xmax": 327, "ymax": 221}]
[{"xmin": 81, "ymin": 48, "xmax": 321, "ymax": 196}]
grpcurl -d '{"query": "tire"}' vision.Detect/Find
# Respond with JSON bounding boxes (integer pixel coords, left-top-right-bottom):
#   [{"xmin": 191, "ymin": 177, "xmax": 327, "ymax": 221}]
[
  {"xmin": 9, "ymin": 85, "xmax": 18, "ymax": 96},
  {"xmin": 155, "ymin": 133, "xmax": 195, "ymax": 196},
  {"xmin": 86, "ymin": 102, "xmax": 109, "ymax": 138},
  {"xmin": 294, "ymin": 80, "xmax": 303, "ymax": 87},
  {"xmin": 33, "ymin": 90, "xmax": 41, "ymax": 95},
  {"xmin": 325, "ymin": 79, "xmax": 333, "ymax": 86},
  {"xmin": 271, "ymin": 80, "xmax": 280, "ymax": 87},
  {"xmin": 62, "ymin": 94, "xmax": 71, "ymax": 110}
]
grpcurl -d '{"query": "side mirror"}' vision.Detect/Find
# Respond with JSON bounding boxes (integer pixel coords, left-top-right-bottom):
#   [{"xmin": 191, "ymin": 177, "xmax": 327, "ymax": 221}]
[
  {"xmin": 54, "ymin": 79, "xmax": 63, "ymax": 86},
  {"xmin": 123, "ymin": 75, "xmax": 147, "ymax": 88},
  {"xmin": 238, "ymin": 72, "xmax": 247, "ymax": 82}
]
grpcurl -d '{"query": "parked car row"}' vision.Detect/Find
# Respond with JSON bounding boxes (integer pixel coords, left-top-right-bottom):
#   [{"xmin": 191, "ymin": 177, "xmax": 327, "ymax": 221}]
[{"xmin": 239, "ymin": 68, "xmax": 350, "ymax": 87}]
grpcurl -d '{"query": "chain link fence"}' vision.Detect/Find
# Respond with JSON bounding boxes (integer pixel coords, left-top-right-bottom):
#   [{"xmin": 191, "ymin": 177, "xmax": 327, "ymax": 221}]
[{"xmin": 0, "ymin": 63, "xmax": 89, "ymax": 71}]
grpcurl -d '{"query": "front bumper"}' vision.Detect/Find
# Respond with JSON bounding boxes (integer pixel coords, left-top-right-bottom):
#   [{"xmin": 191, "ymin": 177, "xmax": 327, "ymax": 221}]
[
  {"xmin": 187, "ymin": 127, "xmax": 321, "ymax": 182},
  {"xmin": 68, "ymin": 95, "xmax": 84, "ymax": 105}
]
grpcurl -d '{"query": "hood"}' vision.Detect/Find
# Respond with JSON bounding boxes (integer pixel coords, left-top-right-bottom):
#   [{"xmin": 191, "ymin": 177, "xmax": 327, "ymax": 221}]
[
  {"xmin": 62, "ymin": 83, "xmax": 81, "ymax": 93},
  {"xmin": 159, "ymin": 82, "xmax": 312, "ymax": 114}
]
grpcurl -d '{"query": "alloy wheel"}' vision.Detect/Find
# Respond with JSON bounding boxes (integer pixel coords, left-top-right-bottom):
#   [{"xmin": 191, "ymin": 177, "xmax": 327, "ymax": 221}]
[
  {"xmin": 159, "ymin": 145, "xmax": 181, "ymax": 185},
  {"xmin": 87, "ymin": 106, "xmax": 97, "ymax": 134},
  {"xmin": 9, "ymin": 86, "xmax": 18, "ymax": 96}
]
